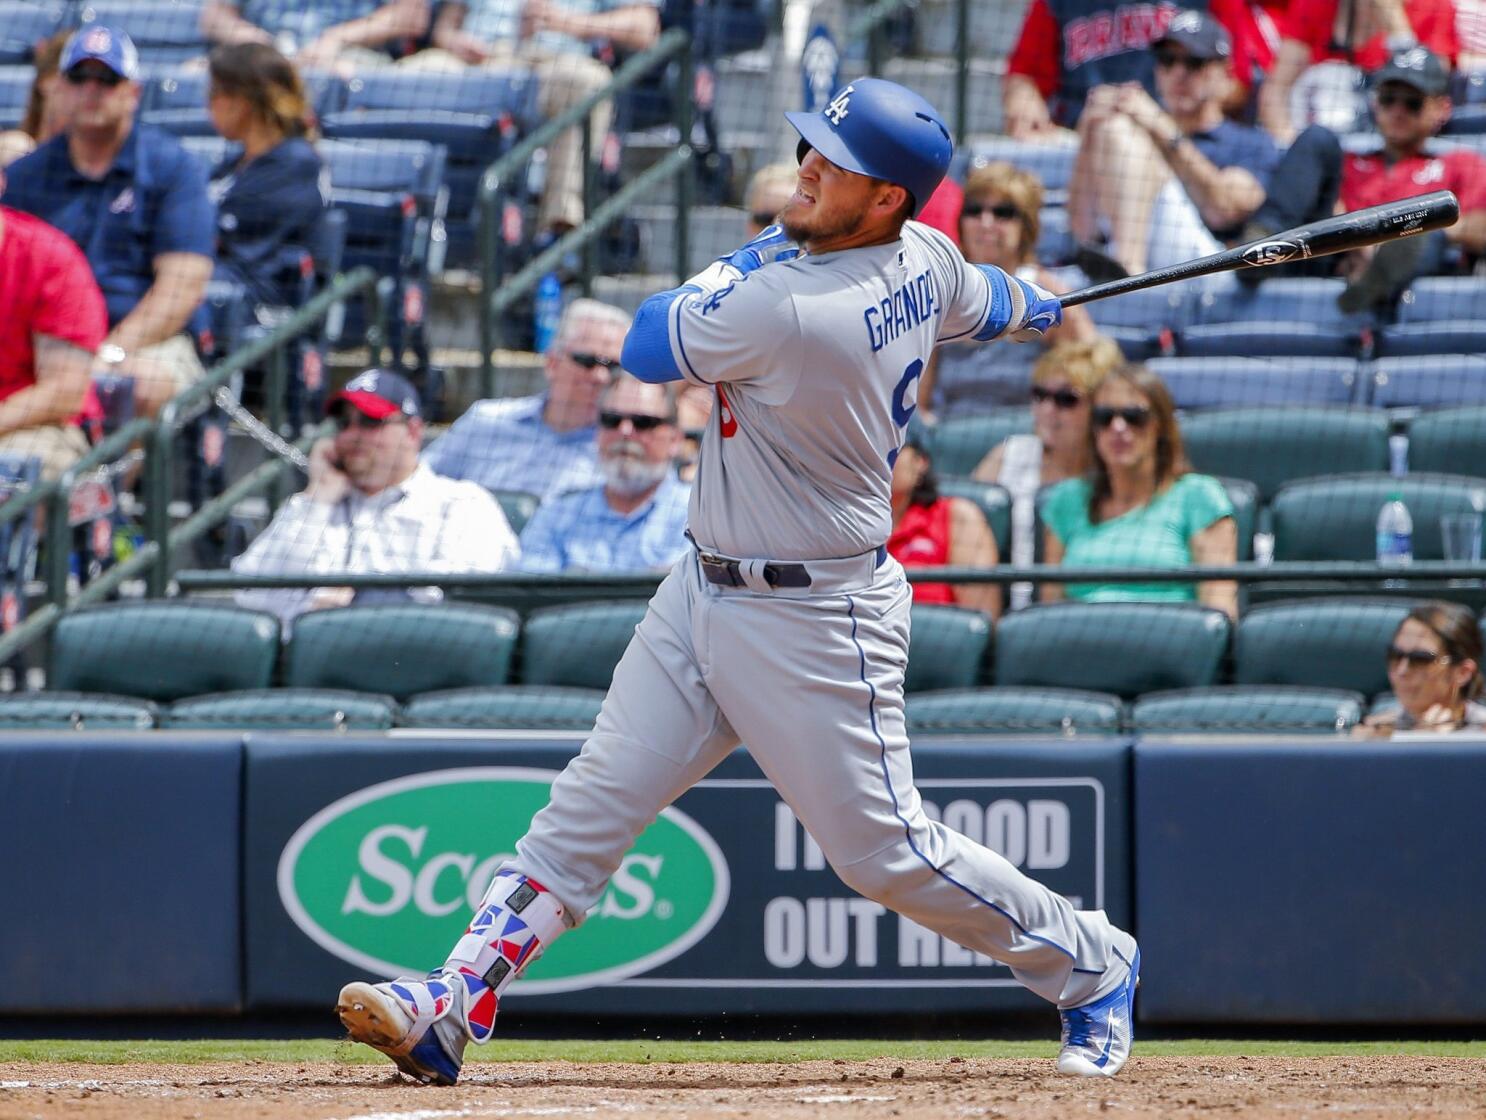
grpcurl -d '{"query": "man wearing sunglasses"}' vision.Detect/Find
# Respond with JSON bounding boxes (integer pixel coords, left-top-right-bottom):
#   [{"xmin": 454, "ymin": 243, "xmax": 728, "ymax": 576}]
[
  {"xmin": 424, "ymin": 298, "xmax": 629, "ymax": 501},
  {"xmin": 233, "ymin": 368, "xmax": 518, "ymax": 633},
  {"xmin": 1243, "ymin": 47, "xmax": 1486, "ymax": 308},
  {"xmin": 1067, "ymin": 10, "xmax": 1278, "ymax": 280},
  {"xmin": 516, "ymin": 375, "xmax": 690, "ymax": 573},
  {"xmin": 2, "ymin": 27, "xmax": 214, "ymax": 420}
]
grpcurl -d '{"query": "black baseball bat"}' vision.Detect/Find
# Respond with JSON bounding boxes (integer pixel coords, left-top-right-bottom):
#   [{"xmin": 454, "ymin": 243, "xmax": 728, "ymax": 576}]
[{"xmin": 1059, "ymin": 189, "xmax": 1460, "ymax": 308}]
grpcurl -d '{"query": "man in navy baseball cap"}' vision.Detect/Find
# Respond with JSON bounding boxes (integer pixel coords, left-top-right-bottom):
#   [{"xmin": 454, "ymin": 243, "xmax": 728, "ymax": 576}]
[{"xmin": 59, "ymin": 24, "xmax": 141, "ymax": 82}]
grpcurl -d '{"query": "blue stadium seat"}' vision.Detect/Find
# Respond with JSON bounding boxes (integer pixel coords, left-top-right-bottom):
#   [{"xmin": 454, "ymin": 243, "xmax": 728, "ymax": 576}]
[
  {"xmin": 143, "ymin": 70, "xmax": 346, "ymax": 137},
  {"xmin": 966, "ymin": 137, "xmax": 1077, "ymax": 192},
  {"xmin": 1084, "ymin": 284, "xmax": 1196, "ymax": 334},
  {"xmin": 1035, "ymin": 205, "xmax": 1074, "ymax": 264},
  {"xmin": 0, "ymin": 65, "xmax": 31, "ymax": 129},
  {"xmin": 1396, "ymin": 277, "xmax": 1486, "ymax": 322},
  {"xmin": 1177, "ymin": 321, "xmax": 1359, "ymax": 359},
  {"xmin": 1146, "ymin": 356, "xmax": 1361, "ymax": 409},
  {"xmin": 1375, "ymin": 320, "xmax": 1486, "ymax": 358},
  {"xmin": 79, "ymin": 1, "xmax": 206, "ymax": 67},
  {"xmin": 1364, "ymin": 355, "xmax": 1486, "ymax": 408},
  {"xmin": 0, "ymin": 3, "xmax": 68, "ymax": 66},
  {"xmin": 1195, "ymin": 278, "xmax": 1373, "ymax": 332}
]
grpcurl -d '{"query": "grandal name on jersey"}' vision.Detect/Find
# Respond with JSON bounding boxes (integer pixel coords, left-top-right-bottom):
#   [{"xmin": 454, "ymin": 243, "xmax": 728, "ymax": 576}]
[{"xmin": 865, "ymin": 267, "xmax": 937, "ymax": 352}]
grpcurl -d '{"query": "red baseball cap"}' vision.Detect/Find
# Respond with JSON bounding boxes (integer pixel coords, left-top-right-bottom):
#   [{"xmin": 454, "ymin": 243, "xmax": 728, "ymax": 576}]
[{"xmin": 328, "ymin": 369, "xmax": 421, "ymax": 420}]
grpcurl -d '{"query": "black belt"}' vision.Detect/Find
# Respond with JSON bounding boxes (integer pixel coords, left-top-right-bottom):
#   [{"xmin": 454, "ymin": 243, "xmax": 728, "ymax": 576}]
[{"xmin": 691, "ymin": 534, "xmax": 887, "ymax": 590}]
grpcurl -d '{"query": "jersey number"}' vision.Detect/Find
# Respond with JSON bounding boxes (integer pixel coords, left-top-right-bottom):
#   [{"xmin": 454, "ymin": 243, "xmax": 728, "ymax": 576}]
[{"xmin": 887, "ymin": 358, "xmax": 923, "ymax": 468}]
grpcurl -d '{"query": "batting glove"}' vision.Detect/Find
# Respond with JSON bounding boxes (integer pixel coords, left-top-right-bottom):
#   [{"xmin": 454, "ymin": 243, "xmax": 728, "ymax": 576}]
[
  {"xmin": 1007, "ymin": 276, "xmax": 1063, "ymax": 342},
  {"xmin": 718, "ymin": 224, "xmax": 803, "ymax": 275}
]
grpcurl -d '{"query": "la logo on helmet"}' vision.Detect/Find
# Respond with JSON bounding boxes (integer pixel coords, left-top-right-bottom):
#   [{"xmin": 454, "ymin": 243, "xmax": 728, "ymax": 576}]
[{"xmin": 825, "ymin": 84, "xmax": 855, "ymax": 126}]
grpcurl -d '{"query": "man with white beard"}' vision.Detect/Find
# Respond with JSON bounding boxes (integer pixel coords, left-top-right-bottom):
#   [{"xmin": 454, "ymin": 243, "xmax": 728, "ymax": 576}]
[{"xmin": 516, "ymin": 375, "xmax": 691, "ymax": 573}]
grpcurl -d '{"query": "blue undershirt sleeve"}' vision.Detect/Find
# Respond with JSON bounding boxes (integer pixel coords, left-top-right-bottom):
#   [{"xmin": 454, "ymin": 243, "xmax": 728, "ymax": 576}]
[
  {"xmin": 622, "ymin": 285, "xmax": 702, "ymax": 383},
  {"xmin": 970, "ymin": 264, "xmax": 1014, "ymax": 342}
]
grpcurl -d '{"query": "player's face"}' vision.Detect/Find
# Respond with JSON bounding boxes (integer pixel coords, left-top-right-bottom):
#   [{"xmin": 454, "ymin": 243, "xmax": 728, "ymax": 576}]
[
  {"xmin": 1373, "ymin": 83, "xmax": 1448, "ymax": 147},
  {"xmin": 779, "ymin": 148, "xmax": 900, "ymax": 249},
  {"xmin": 545, "ymin": 315, "xmax": 626, "ymax": 421},
  {"xmin": 1154, "ymin": 49, "xmax": 1224, "ymax": 116},
  {"xmin": 598, "ymin": 379, "xmax": 678, "ymax": 496},
  {"xmin": 1387, "ymin": 618, "xmax": 1474, "ymax": 719},
  {"xmin": 60, "ymin": 64, "xmax": 139, "ymax": 134},
  {"xmin": 1030, "ymin": 378, "xmax": 1090, "ymax": 451},
  {"xmin": 331, "ymin": 408, "xmax": 421, "ymax": 494},
  {"xmin": 1092, "ymin": 380, "xmax": 1157, "ymax": 473},
  {"xmin": 960, "ymin": 193, "xmax": 1026, "ymax": 269}
]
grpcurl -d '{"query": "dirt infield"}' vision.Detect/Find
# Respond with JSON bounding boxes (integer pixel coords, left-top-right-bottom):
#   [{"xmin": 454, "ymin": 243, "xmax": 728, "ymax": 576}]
[{"xmin": 2, "ymin": 1054, "xmax": 1485, "ymax": 1119}]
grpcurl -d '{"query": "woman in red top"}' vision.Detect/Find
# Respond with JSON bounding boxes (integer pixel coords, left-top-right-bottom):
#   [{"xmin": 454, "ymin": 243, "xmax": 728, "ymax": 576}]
[{"xmin": 888, "ymin": 439, "xmax": 1002, "ymax": 617}]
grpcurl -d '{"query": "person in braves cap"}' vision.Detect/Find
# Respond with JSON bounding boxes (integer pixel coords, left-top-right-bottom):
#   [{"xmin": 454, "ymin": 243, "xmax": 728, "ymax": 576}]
[{"xmin": 232, "ymin": 369, "xmax": 518, "ymax": 630}]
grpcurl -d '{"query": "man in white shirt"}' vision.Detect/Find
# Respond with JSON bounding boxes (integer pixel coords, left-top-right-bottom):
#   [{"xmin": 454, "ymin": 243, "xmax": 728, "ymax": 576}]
[{"xmin": 234, "ymin": 368, "xmax": 519, "ymax": 631}]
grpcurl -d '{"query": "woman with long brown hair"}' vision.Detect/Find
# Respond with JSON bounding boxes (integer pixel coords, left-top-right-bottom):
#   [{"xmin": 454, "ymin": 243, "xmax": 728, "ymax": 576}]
[
  {"xmin": 0, "ymin": 32, "xmax": 70, "ymax": 167},
  {"xmin": 1355, "ymin": 602, "xmax": 1486, "ymax": 738},
  {"xmin": 1041, "ymin": 364, "xmax": 1238, "ymax": 617}
]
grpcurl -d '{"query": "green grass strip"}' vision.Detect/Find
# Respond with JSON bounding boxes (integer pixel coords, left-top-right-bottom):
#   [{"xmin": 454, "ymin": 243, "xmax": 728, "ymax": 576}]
[{"xmin": 1, "ymin": 1039, "xmax": 1484, "ymax": 1065}]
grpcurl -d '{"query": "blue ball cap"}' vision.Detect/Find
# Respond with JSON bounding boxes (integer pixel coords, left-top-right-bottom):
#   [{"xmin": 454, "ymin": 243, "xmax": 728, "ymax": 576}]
[
  {"xmin": 60, "ymin": 25, "xmax": 140, "ymax": 81},
  {"xmin": 329, "ymin": 369, "xmax": 421, "ymax": 420}
]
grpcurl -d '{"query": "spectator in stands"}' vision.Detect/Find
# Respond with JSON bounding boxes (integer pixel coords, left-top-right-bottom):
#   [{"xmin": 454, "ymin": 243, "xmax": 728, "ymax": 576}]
[
  {"xmin": 517, "ymin": 375, "xmax": 689, "ymax": 572},
  {"xmin": 919, "ymin": 161, "xmax": 1096, "ymax": 416},
  {"xmin": 404, "ymin": 0, "xmax": 661, "ymax": 236},
  {"xmin": 424, "ymin": 298, "xmax": 628, "ymax": 500},
  {"xmin": 0, "ymin": 169, "xmax": 108, "ymax": 479},
  {"xmin": 888, "ymin": 436, "xmax": 1001, "ymax": 617},
  {"xmin": 3, "ymin": 27, "xmax": 214, "ymax": 420},
  {"xmin": 971, "ymin": 336, "xmax": 1124, "ymax": 611},
  {"xmin": 1003, "ymin": 0, "xmax": 1274, "ymax": 137},
  {"xmin": 1066, "ymin": 12, "xmax": 1279, "ymax": 280},
  {"xmin": 1246, "ymin": 47, "xmax": 1486, "ymax": 308},
  {"xmin": 206, "ymin": 42, "xmax": 329, "ymax": 309},
  {"xmin": 201, "ymin": 0, "xmax": 430, "ymax": 72},
  {"xmin": 1259, "ymin": 0, "xmax": 1459, "ymax": 143},
  {"xmin": 0, "ymin": 32, "xmax": 68, "ymax": 168},
  {"xmin": 674, "ymin": 382, "xmax": 711, "ymax": 482},
  {"xmin": 743, "ymin": 162, "xmax": 797, "ymax": 238},
  {"xmin": 1354, "ymin": 602, "xmax": 1486, "ymax": 737},
  {"xmin": 234, "ymin": 369, "xmax": 518, "ymax": 632},
  {"xmin": 1041, "ymin": 363, "xmax": 1238, "ymax": 617}
]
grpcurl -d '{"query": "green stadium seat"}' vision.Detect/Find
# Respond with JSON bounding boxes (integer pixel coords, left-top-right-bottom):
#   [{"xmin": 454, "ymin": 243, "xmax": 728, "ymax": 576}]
[
  {"xmin": 1234, "ymin": 597, "xmax": 1414, "ymax": 696},
  {"xmin": 0, "ymin": 692, "xmax": 157, "ymax": 730},
  {"xmin": 165, "ymin": 689, "xmax": 398, "ymax": 730},
  {"xmin": 905, "ymin": 604, "xmax": 993, "ymax": 692},
  {"xmin": 490, "ymin": 489, "xmax": 540, "ymax": 536},
  {"xmin": 287, "ymin": 603, "xmax": 520, "ymax": 701},
  {"xmin": 402, "ymin": 685, "xmax": 606, "ymax": 730},
  {"xmin": 1217, "ymin": 476, "xmax": 1259, "ymax": 562},
  {"xmin": 922, "ymin": 412, "xmax": 1031, "ymax": 477},
  {"xmin": 907, "ymin": 686, "xmax": 1124, "ymax": 736},
  {"xmin": 1182, "ymin": 408, "xmax": 1390, "ymax": 502},
  {"xmin": 1270, "ymin": 473, "xmax": 1486, "ymax": 561},
  {"xmin": 520, "ymin": 601, "xmax": 649, "ymax": 689},
  {"xmin": 935, "ymin": 477, "xmax": 1013, "ymax": 559},
  {"xmin": 1406, "ymin": 407, "xmax": 1486, "ymax": 476},
  {"xmin": 50, "ymin": 602, "xmax": 279, "ymax": 702},
  {"xmin": 993, "ymin": 602, "xmax": 1230, "ymax": 698},
  {"xmin": 1132, "ymin": 685, "xmax": 1365, "ymax": 735}
]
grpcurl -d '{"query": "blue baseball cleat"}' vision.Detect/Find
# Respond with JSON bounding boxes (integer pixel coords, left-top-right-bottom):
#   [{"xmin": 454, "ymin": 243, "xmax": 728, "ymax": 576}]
[
  {"xmin": 1056, "ymin": 947, "xmax": 1140, "ymax": 1078},
  {"xmin": 337, "ymin": 972, "xmax": 470, "ymax": 1086}
]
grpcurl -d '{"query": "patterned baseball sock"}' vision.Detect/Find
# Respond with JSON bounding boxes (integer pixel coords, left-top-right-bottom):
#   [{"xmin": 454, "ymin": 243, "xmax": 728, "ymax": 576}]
[{"xmin": 439, "ymin": 869, "xmax": 572, "ymax": 1043}]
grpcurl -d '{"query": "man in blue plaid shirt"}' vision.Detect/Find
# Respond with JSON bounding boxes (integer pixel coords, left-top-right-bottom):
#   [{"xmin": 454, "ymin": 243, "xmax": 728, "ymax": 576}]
[{"xmin": 201, "ymin": 0, "xmax": 429, "ymax": 71}]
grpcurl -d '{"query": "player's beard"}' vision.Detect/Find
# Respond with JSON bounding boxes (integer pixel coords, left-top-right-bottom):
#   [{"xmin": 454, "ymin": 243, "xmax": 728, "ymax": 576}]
[
  {"xmin": 602, "ymin": 443, "xmax": 670, "ymax": 498},
  {"xmin": 780, "ymin": 197, "xmax": 868, "ymax": 246}
]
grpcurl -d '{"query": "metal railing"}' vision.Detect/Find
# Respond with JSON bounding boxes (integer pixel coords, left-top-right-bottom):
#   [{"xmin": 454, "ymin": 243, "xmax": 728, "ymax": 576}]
[{"xmin": 477, "ymin": 27, "xmax": 696, "ymax": 397}]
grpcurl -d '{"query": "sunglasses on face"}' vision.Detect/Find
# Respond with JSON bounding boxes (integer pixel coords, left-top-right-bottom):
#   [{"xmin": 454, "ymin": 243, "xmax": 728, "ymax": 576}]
[
  {"xmin": 1154, "ymin": 50, "xmax": 1207, "ymax": 73},
  {"xmin": 1387, "ymin": 645, "xmax": 1449, "ymax": 668},
  {"xmin": 332, "ymin": 410, "xmax": 403, "ymax": 432},
  {"xmin": 599, "ymin": 410, "xmax": 670, "ymax": 431},
  {"xmin": 567, "ymin": 351, "xmax": 621, "ymax": 372},
  {"xmin": 1093, "ymin": 405, "xmax": 1153, "ymax": 430},
  {"xmin": 65, "ymin": 66, "xmax": 126, "ymax": 88},
  {"xmin": 1031, "ymin": 385, "xmax": 1082, "ymax": 409},
  {"xmin": 1375, "ymin": 89, "xmax": 1426, "ymax": 113},
  {"xmin": 963, "ymin": 202, "xmax": 1022, "ymax": 221}
]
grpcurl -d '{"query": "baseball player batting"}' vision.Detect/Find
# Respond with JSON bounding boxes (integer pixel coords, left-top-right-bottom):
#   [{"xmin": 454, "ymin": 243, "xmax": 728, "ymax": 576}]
[{"xmin": 337, "ymin": 78, "xmax": 1140, "ymax": 1083}]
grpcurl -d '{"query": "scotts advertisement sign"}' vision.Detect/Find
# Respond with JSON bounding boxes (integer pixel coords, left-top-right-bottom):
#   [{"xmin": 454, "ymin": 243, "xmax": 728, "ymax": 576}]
[{"xmin": 277, "ymin": 767, "xmax": 730, "ymax": 993}]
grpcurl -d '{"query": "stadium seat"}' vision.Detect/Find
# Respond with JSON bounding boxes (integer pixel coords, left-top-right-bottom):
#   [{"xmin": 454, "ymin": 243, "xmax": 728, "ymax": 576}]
[
  {"xmin": 1182, "ymin": 408, "xmax": 1391, "ymax": 502},
  {"xmin": 164, "ymin": 689, "xmax": 398, "ymax": 730},
  {"xmin": 922, "ymin": 412, "xmax": 1031, "ymax": 477},
  {"xmin": 1270, "ymin": 472, "xmax": 1486, "ymax": 561},
  {"xmin": 1085, "ymin": 284, "xmax": 1196, "ymax": 334},
  {"xmin": 0, "ymin": 692, "xmax": 157, "ymax": 730},
  {"xmin": 907, "ymin": 686, "xmax": 1124, "ymax": 736},
  {"xmin": 1395, "ymin": 277, "xmax": 1486, "ymax": 322},
  {"xmin": 965, "ymin": 136, "xmax": 1078, "ymax": 192},
  {"xmin": 1406, "ymin": 407, "xmax": 1486, "ymax": 475},
  {"xmin": 144, "ymin": 70, "xmax": 346, "ymax": 137},
  {"xmin": 0, "ymin": 454, "xmax": 41, "ymax": 635},
  {"xmin": 905, "ymin": 604, "xmax": 992, "ymax": 692},
  {"xmin": 1035, "ymin": 205, "xmax": 1074, "ymax": 264},
  {"xmin": 935, "ymin": 477, "xmax": 1013, "ymax": 560},
  {"xmin": 491, "ymin": 489, "xmax": 540, "ymax": 536},
  {"xmin": 0, "ymin": 66, "xmax": 30, "ymax": 129},
  {"xmin": 1146, "ymin": 356, "xmax": 1361, "ymax": 409},
  {"xmin": 0, "ymin": 4, "xmax": 67, "ymax": 66},
  {"xmin": 1374, "ymin": 320, "xmax": 1486, "ymax": 358},
  {"xmin": 1364, "ymin": 355, "xmax": 1486, "ymax": 409},
  {"xmin": 1195, "ymin": 277, "xmax": 1373, "ymax": 332},
  {"xmin": 1234, "ymin": 598, "xmax": 1414, "ymax": 696},
  {"xmin": 1177, "ymin": 321, "xmax": 1359, "ymax": 359},
  {"xmin": 520, "ymin": 601, "xmax": 649, "ymax": 689},
  {"xmin": 992, "ymin": 602, "xmax": 1230, "ymax": 698},
  {"xmin": 49, "ymin": 602, "xmax": 280, "ymax": 702},
  {"xmin": 1216, "ymin": 476, "xmax": 1259, "ymax": 562},
  {"xmin": 401, "ymin": 685, "xmax": 606, "ymax": 731},
  {"xmin": 1131, "ymin": 685, "xmax": 1366, "ymax": 735},
  {"xmin": 286, "ymin": 603, "xmax": 520, "ymax": 701},
  {"xmin": 79, "ymin": 1, "xmax": 206, "ymax": 67}
]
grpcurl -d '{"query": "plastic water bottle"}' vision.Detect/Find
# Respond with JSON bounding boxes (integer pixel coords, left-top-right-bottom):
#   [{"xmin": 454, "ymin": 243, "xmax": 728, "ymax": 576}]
[
  {"xmin": 1377, "ymin": 434, "xmax": 1412, "ymax": 569},
  {"xmin": 533, "ymin": 272, "xmax": 563, "ymax": 353}
]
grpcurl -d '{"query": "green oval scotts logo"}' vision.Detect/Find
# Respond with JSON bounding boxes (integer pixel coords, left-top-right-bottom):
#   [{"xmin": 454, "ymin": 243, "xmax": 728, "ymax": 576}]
[{"xmin": 277, "ymin": 768, "xmax": 730, "ymax": 993}]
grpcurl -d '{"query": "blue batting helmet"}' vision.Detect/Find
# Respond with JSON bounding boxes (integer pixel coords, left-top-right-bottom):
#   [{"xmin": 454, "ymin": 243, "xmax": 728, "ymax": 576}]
[{"xmin": 785, "ymin": 78, "xmax": 953, "ymax": 217}]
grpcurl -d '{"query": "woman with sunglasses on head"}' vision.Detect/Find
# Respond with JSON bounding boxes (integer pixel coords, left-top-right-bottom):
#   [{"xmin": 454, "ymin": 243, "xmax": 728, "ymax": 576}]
[
  {"xmin": 970, "ymin": 337, "xmax": 1123, "ymax": 610},
  {"xmin": 1041, "ymin": 364, "xmax": 1238, "ymax": 618},
  {"xmin": 917, "ymin": 162, "xmax": 1094, "ymax": 419},
  {"xmin": 1354, "ymin": 603, "xmax": 1486, "ymax": 739}
]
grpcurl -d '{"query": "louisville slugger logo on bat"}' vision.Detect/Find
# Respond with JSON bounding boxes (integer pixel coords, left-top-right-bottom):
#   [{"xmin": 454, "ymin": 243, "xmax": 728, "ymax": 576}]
[{"xmin": 1240, "ymin": 240, "xmax": 1306, "ymax": 268}]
